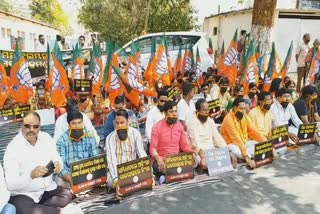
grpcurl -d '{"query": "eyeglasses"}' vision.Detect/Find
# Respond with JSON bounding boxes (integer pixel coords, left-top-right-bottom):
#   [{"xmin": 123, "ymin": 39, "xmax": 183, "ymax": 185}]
[{"xmin": 23, "ymin": 124, "xmax": 40, "ymax": 129}]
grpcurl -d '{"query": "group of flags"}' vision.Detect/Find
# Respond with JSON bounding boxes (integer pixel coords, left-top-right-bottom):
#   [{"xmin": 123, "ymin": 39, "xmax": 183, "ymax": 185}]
[{"xmin": 217, "ymin": 29, "xmax": 295, "ymax": 94}]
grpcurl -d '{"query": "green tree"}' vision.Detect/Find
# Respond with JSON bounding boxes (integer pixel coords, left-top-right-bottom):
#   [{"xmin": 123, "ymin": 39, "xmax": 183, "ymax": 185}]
[
  {"xmin": 0, "ymin": 0, "xmax": 14, "ymax": 12},
  {"xmin": 78, "ymin": 0, "xmax": 198, "ymax": 45},
  {"xmin": 30, "ymin": 0, "xmax": 69, "ymax": 30}
]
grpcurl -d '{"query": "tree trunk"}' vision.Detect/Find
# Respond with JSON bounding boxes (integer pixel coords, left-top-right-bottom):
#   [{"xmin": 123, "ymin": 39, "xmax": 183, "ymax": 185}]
[
  {"xmin": 251, "ymin": 0, "xmax": 277, "ymax": 56},
  {"xmin": 144, "ymin": 0, "xmax": 152, "ymax": 33}
]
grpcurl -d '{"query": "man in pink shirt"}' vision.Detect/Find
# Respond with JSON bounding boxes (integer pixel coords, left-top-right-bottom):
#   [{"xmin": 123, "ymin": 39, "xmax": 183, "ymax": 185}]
[{"xmin": 150, "ymin": 101, "xmax": 193, "ymax": 178}]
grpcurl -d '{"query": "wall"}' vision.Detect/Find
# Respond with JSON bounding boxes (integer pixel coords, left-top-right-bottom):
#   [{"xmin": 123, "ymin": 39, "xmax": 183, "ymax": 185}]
[{"xmin": 0, "ymin": 12, "xmax": 60, "ymax": 51}]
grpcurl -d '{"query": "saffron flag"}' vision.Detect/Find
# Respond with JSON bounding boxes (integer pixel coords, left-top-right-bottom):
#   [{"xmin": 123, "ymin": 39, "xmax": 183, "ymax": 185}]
[
  {"xmin": 174, "ymin": 45, "xmax": 183, "ymax": 74},
  {"xmin": 278, "ymin": 41, "xmax": 293, "ymax": 80},
  {"xmin": 217, "ymin": 41, "xmax": 225, "ymax": 76},
  {"xmin": 182, "ymin": 43, "xmax": 194, "ymax": 74},
  {"xmin": 263, "ymin": 42, "xmax": 277, "ymax": 92},
  {"xmin": 89, "ymin": 44, "xmax": 103, "ymax": 96},
  {"xmin": 50, "ymin": 42, "xmax": 70, "ymax": 107},
  {"xmin": 240, "ymin": 41, "xmax": 259, "ymax": 95},
  {"xmin": 306, "ymin": 47, "xmax": 320, "ymax": 86},
  {"xmin": 195, "ymin": 46, "xmax": 202, "ymax": 78},
  {"xmin": 223, "ymin": 29, "xmax": 238, "ymax": 85},
  {"xmin": 72, "ymin": 42, "xmax": 84, "ymax": 80},
  {"xmin": 8, "ymin": 41, "xmax": 33, "ymax": 104},
  {"xmin": 0, "ymin": 53, "xmax": 8, "ymax": 107},
  {"xmin": 144, "ymin": 37, "xmax": 156, "ymax": 83}
]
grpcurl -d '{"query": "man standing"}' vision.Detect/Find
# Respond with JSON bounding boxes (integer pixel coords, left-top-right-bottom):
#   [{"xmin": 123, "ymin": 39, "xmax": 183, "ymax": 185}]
[
  {"xmin": 56, "ymin": 111, "xmax": 99, "ymax": 187},
  {"xmin": 4, "ymin": 111, "xmax": 73, "ymax": 213},
  {"xmin": 145, "ymin": 90, "xmax": 168, "ymax": 141},
  {"xmin": 221, "ymin": 98, "xmax": 268, "ymax": 169},
  {"xmin": 296, "ymin": 33, "xmax": 311, "ymax": 92},
  {"xmin": 150, "ymin": 101, "xmax": 193, "ymax": 178},
  {"xmin": 61, "ymin": 37, "xmax": 70, "ymax": 50},
  {"xmin": 248, "ymin": 91, "xmax": 273, "ymax": 139},
  {"xmin": 177, "ymin": 82, "xmax": 196, "ymax": 131},
  {"xmin": 35, "ymin": 34, "xmax": 46, "ymax": 52},
  {"xmin": 105, "ymin": 109, "xmax": 147, "ymax": 197}
]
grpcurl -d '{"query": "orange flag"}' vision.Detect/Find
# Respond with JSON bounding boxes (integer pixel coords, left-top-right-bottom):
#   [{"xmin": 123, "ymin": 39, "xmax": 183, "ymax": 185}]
[
  {"xmin": 72, "ymin": 42, "xmax": 84, "ymax": 80},
  {"xmin": 89, "ymin": 44, "xmax": 103, "ymax": 96},
  {"xmin": 223, "ymin": 30, "xmax": 238, "ymax": 86},
  {"xmin": 0, "ymin": 54, "xmax": 8, "ymax": 107},
  {"xmin": 8, "ymin": 43, "xmax": 33, "ymax": 104}
]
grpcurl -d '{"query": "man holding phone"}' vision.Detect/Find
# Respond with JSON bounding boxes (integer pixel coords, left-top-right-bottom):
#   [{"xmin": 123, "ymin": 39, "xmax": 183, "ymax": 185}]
[{"xmin": 3, "ymin": 111, "xmax": 73, "ymax": 214}]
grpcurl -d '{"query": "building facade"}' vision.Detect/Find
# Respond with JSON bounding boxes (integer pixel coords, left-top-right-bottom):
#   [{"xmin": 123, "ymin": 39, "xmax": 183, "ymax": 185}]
[{"xmin": 0, "ymin": 10, "xmax": 60, "ymax": 51}]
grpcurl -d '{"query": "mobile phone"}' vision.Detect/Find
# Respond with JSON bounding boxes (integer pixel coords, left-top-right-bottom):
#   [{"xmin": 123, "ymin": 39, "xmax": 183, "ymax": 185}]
[{"xmin": 43, "ymin": 161, "xmax": 54, "ymax": 177}]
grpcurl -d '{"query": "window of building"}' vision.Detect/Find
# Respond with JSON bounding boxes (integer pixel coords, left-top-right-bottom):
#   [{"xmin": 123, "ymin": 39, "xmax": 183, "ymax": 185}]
[
  {"xmin": 213, "ymin": 27, "xmax": 218, "ymax": 36},
  {"xmin": 1, "ymin": 28, "xmax": 5, "ymax": 39}
]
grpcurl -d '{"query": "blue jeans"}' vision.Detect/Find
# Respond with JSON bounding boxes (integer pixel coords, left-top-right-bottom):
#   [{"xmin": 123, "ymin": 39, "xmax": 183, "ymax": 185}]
[{"xmin": 1, "ymin": 203, "xmax": 16, "ymax": 214}]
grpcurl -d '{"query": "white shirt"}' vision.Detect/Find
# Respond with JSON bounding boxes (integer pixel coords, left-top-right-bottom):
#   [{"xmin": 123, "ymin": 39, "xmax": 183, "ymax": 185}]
[
  {"xmin": 54, "ymin": 112, "xmax": 100, "ymax": 144},
  {"xmin": 3, "ymin": 131, "xmax": 63, "ymax": 203},
  {"xmin": 200, "ymin": 93, "xmax": 212, "ymax": 102},
  {"xmin": 270, "ymin": 100, "xmax": 302, "ymax": 128},
  {"xmin": 187, "ymin": 115, "xmax": 227, "ymax": 152},
  {"xmin": 145, "ymin": 106, "xmax": 164, "ymax": 141},
  {"xmin": 0, "ymin": 164, "xmax": 10, "ymax": 212},
  {"xmin": 296, "ymin": 43, "xmax": 310, "ymax": 67},
  {"xmin": 209, "ymin": 84, "xmax": 220, "ymax": 100},
  {"xmin": 35, "ymin": 42, "xmax": 46, "ymax": 52},
  {"xmin": 177, "ymin": 98, "xmax": 196, "ymax": 126},
  {"xmin": 105, "ymin": 127, "xmax": 147, "ymax": 181}
]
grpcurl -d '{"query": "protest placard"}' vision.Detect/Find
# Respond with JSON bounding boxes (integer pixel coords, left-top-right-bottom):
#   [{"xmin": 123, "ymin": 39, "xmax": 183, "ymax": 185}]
[
  {"xmin": 36, "ymin": 108, "xmax": 55, "ymax": 126},
  {"xmin": 254, "ymin": 140, "xmax": 273, "ymax": 167},
  {"xmin": 205, "ymin": 148, "xmax": 234, "ymax": 177},
  {"xmin": 0, "ymin": 107, "xmax": 15, "ymax": 125},
  {"xmin": 73, "ymin": 79, "xmax": 92, "ymax": 93},
  {"xmin": 117, "ymin": 157, "xmax": 153, "ymax": 196},
  {"xmin": 167, "ymin": 86, "xmax": 180, "ymax": 100},
  {"xmin": 14, "ymin": 105, "xmax": 31, "ymax": 121},
  {"xmin": 271, "ymin": 125, "xmax": 289, "ymax": 150},
  {"xmin": 297, "ymin": 123, "xmax": 316, "ymax": 144},
  {"xmin": 165, "ymin": 152, "xmax": 194, "ymax": 183},
  {"xmin": 71, "ymin": 154, "xmax": 107, "ymax": 193},
  {"xmin": 208, "ymin": 99, "xmax": 221, "ymax": 113}
]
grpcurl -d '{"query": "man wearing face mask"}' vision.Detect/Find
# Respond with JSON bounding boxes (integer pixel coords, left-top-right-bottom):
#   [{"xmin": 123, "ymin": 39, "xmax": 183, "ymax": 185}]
[
  {"xmin": 249, "ymin": 91, "xmax": 273, "ymax": 139},
  {"xmin": 56, "ymin": 111, "xmax": 98, "ymax": 187},
  {"xmin": 150, "ymin": 101, "xmax": 193, "ymax": 178},
  {"xmin": 293, "ymin": 85, "xmax": 320, "ymax": 123},
  {"xmin": 270, "ymin": 88, "xmax": 302, "ymax": 145},
  {"xmin": 145, "ymin": 89, "xmax": 168, "ymax": 142},
  {"xmin": 221, "ymin": 98, "xmax": 267, "ymax": 169},
  {"xmin": 105, "ymin": 109, "xmax": 147, "ymax": 197},
  {"xmin": 211, "ymin": 77, "xmax": 231, "ymax": 115},
  {"xmin": 188, "ymin": 99, "xmax": 237, "ymax": 170},
  {"xmin": 245, "ymin": 83, "xmax": 258, "ymax": 110}
]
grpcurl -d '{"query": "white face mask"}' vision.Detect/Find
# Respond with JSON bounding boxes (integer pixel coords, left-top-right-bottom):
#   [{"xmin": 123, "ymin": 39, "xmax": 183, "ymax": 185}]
[
  {"xmin": 157, "ymin": 83, "xmax": 163, "ymax": 88},
  {"xmin": 38, "ymin": 89, "xmax": 45, "ymax": 96}
]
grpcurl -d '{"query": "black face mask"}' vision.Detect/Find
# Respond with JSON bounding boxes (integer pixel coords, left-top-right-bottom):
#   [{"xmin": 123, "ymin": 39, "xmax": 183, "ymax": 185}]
[
  {"xmin": 248, "ymin": 92, "xmax": 255, "ymax": 99},
  {"xmin": 117, "ymin": 127, "xmax": 128, "ymax": 141},
  {"xmin": 157, "ymin": 104, "xmax": 164, "ymax": 112},
  {"xmin": 197, "ymin": 112, "xmax": 208, "ymax": 123},
  {"xmin": 235, "ymin": 110, "xmax": 244, "ymax": 120},
  {"xmin": 263, "ymin": 104, "xmax": 271, "ymax": 111},
  {"xmin": 220, "ymin": 87, "xmax": 227, "ymax": 93},
  {"xmin": 166, "ymin": 116, "xmax": 178, "ymax": 125},
  {"xmin": 177, "ymin": 79, "xmax": 183, "ymax": 84},
  {"xmin": 69, "ymin": 128, "xmax": 85, "ymax": 141},
  {"xmin": 280, "ymin": 101, "xmax": 289, "ymax": 109},
  {"xmin": 237, "ymin": 95, "xmax": 244, "ymax": 98}
]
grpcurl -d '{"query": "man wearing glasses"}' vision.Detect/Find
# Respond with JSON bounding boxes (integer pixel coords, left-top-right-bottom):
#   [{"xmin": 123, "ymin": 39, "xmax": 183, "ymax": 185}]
[{"xmin": 3, "ymin": 111, "xmax": 73, "ymax": 213}]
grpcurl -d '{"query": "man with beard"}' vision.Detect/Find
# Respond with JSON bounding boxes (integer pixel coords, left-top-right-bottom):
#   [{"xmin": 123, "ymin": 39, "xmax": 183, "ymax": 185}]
[
  {"xmin": 150, "ymin": 101, "xmax": 194, "ymax": 179},
  {"xmin": 105, "ymin": 109, "xmax": 147, "ymax": 197},
  {"xmin": 221, "ymin": 98, "xmax": 268, "ymax": 169},
  {"xmin": 3, "ymin": 111, "xmax": 73, "ymax": 213},
  {"xmin": 56, "ymin": 111, "xmax": 98, "ymax": 187},
  {"xmin": 249, "ymin": 91, "xmax": 273, "ymax": 139},
  {"xmin": 145, "ymin": 89, "xmax": 168, "ymax": 142}
]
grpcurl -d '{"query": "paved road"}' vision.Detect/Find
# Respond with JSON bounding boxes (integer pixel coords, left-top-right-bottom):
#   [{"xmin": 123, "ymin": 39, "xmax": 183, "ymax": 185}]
[{"xmin": 89, "ymin": 145, "xmax": 320, "ymax": 214}]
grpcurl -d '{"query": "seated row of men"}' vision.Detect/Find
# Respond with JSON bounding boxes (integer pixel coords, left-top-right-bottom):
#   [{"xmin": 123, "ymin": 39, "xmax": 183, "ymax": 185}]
[{"xmin": 1, "ymin": 83, "xmax": 317, "ymax": 213}]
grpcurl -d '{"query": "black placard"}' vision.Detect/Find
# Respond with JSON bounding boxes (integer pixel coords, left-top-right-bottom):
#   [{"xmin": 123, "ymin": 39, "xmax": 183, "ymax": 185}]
[
  {"xmin": 165, "ymin": 152, "xmax": 194, "ymax": 183},
  {"xmin": 117, "ymin": 157, "xmax": 153, "ymax": 196},
  {"xmin": 208, "ymin": 99, "xmax": 221, "ymax": 113},
  {"xmin": 0, "ymin": 107, "xmax": 15, "ymax": 124},
  {"xmin": 297, "ymin": 123, "xmax": 316, "ymax": 144},
  {"xmin": 254, "ymin": 140, "xmax": 273, "ymax": 167},
  {"xmin": 167, "ymin": 86, "xmax": 180, "ymax": 100},
  {"xmin": 73, "ymin": 79, "xmax": 92, "ymax": 93},
  {"xmin": 71, "ymin": 154, "xmax": 107, "ymax": 193},
  {"xmin": 271, "ymin": 125, "xmax": 289, "ymax": 150}
]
